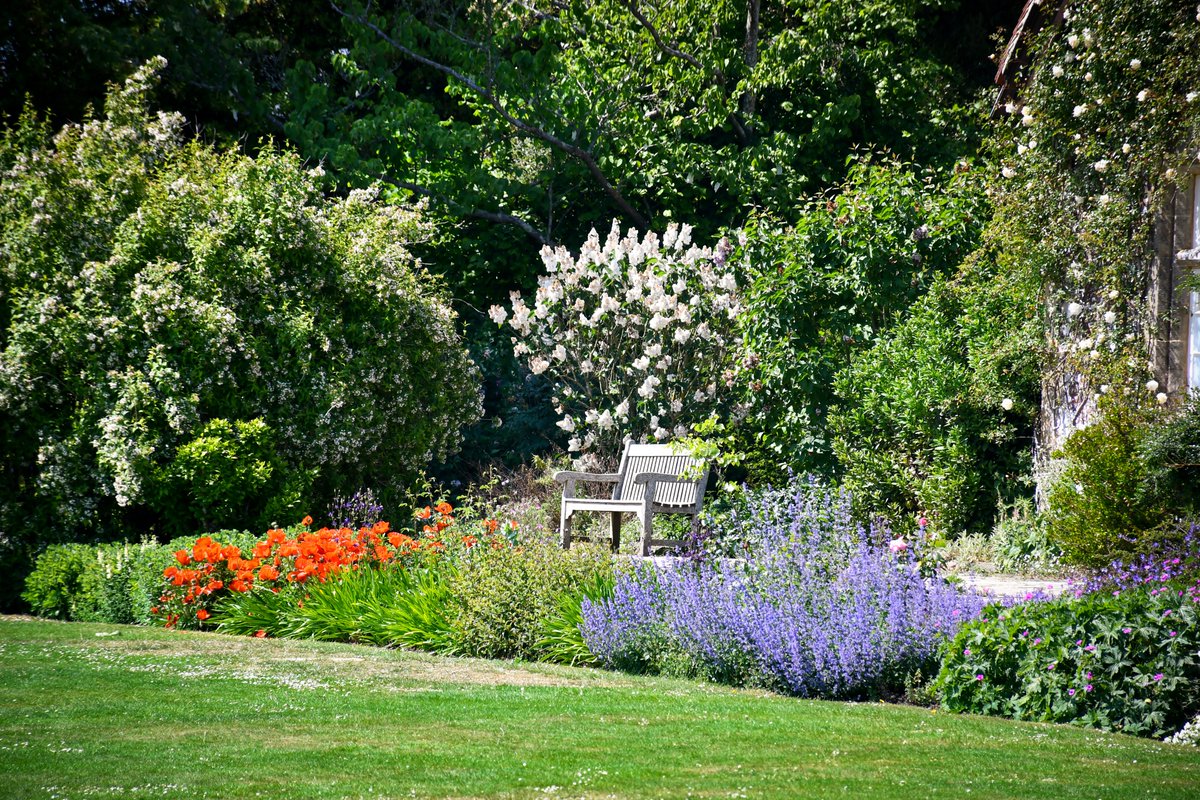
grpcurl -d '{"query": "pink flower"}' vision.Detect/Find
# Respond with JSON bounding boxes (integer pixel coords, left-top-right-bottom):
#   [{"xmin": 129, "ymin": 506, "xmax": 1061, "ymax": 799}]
[
  {"xmin": 1068, "ymin": 688, "xmax": 1076, "ymax": 696},
  {"xmin": 963, "ymin": 648, "xmax": 971, "ymax": 656},
  {"xmin": 1085, "ymin": 684, "xmax": 1093, "ymax": 692},
  {"xmin": 917, "ymin": 517, "xmax": 928, "ymax": 528},
  {"xmin": 1047, "ymin": 662, "xmax": 1056, "ymax": 670},
  {"xmin": 888, "ymin": 537, "xmax": 908, "ymax": 553},
  {"xmin": 975, "ymin": 674, "xmax": 984, "ymax": 681},
  {"xmin": 1153, "ymin": 673, "xmax": 1164, "ymax": 682}
]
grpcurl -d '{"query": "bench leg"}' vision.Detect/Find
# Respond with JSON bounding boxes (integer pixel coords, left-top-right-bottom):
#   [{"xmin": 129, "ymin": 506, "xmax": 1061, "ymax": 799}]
[
  {"xmin": 610, "ymin": 511, "xmax": 621, "ymax": 553},
  {"xmin": 639, "ymin": 511, "xmax": 653, "ymax": 557},
  {"xmin": 560, "ymin": 507, "xmax": 573, "ymax": 550}
]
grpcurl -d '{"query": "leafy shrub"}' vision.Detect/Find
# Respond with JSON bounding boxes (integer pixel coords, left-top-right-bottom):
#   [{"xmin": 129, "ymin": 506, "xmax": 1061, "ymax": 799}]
[
  {"xmin": 734, "ymin": 157, "xmax": 987, "ymax": 481},
  {"xmin": 581, "ymin": 479, "xmax": 987, "ymax": 698},
  {"xmin": 829, "ymin": 267, "xmax": 1038, "ymax": 535},
  {"xmin": 0, "ymin": 60, "xmax": 481, "ymax": 605},
  {"xmin": 450, "ymin": 540, "xmax": 613, "ymax": 660},
  {"xmin": 1139, "ymin": 399, "xmax": 1200, "ymax": 517},
  {"xmin": 21, "ymin": 545, "xmax": 95, "ymax": 619},
  {"xmin": 991, "ymin": 500, "xmax": 1063, "ymax": 576},
  {"xmin": 937, "ymin": 579, "xmax": 1200, "ymax": 738},
  {"xmin": 1045, "ymin": 401, "xmax": 1167, "ymax": 567}
]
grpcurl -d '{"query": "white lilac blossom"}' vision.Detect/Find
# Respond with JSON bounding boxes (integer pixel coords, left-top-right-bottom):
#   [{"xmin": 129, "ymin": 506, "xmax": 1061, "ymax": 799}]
[{"xmin": 494, "ymin": 221, "xmax": 743, "ymax": 461}]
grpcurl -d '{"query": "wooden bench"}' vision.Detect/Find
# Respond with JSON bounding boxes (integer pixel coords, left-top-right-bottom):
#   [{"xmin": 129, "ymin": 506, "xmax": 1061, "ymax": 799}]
[{"xmin": 555, "ymin": 441, "xmax": 709, "ymax": 556}]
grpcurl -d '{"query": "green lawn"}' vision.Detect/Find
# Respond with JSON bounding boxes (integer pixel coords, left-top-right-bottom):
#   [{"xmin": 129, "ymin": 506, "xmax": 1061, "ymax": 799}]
[{"xmin": 1, "ymin": 617, "xmax": 1197, "ymax": 799}]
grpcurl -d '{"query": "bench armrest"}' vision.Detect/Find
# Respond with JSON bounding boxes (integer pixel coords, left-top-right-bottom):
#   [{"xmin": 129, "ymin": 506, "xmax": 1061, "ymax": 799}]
[{"xmin": 553, "ymin": 471, "xmax": 622, "ymax": 484}]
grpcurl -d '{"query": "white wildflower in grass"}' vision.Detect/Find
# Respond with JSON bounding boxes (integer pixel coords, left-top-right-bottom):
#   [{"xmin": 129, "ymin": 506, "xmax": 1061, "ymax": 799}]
[{"xmin": 493, "ymin": 220, "xmax": 743, "ymax": 462}]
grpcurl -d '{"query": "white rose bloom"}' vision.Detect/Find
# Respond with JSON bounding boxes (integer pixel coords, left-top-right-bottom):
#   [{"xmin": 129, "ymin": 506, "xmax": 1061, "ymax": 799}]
[
  {"xmin": 633, "ymin": 356, "xmax": 651, "ymax": 371},
  {"xmin": 1146, "ymin": 379, "xmax": 1159, "ymax": 392},
  {"xmin": 597, "ymin": 410, "xmax": 615, "ymax": 430},
  {"xmin": 694, "ymin": 390, "xmax": 706, "ymax": 402},
  {"xmin": 1104, "ymin": 311, "xmax": 1116, "ymax": 324},
  {"xmin": 553, "ymin": 344, "xmax": 568, "ymax": 361},
  {"xmin": 530, "ymin": 357, "xmax": 550, "ymax": 375},
  {"xmin": 674, "ymin": 328, "xmax": 692, "ymax": 344},
  {"xmin": 615, "ymin": 399, "xmax": 630, "ymax": 419},
  {"xmin": 557, "ymin": 416, "xmax": 576, "ymax": 432},
  {"xmin": 671, "ymin": 399, "xmax": 683, "ymax": 413},
  {"xmin": 1100, "ymin": 384, "xmax": 1110, "ymax": 394},
  {"xmin": 1084, "ymin": 72, "xmax": 1093, "ymax": 82},
  {"xmin": 1004, "ymin": 102, "xmax": 1017, "ymax": 114},
  {"xmin": 1109, "ymin": 290, "xmax": 1120, "ymax": 300},
  {"xmin": 1130, "ymin": 58, "xmax": 1142, "ymax": 71},
  {"xmin": 1067, "ymin": 302, "xmax": 1083, "ymax": 318},
  {"xmin": 1052, "ymin": 64, "xmax": 1064, "ymax": 77},
  {"xmin": 649, "ymin": 314, "xmax": 669, "ymax": 331},
  {"xmin": 1188, "ymin": 92, "xmax": 1199, "ymax": 103},
  {"xmin": 1137, "ymin": 90, "xmax": 1149, "ymax": 102},
  {"xmin": 1001, "ymin": 398, "xmax": 1014, "ymax": 411},
  {"xmin": 1078, "ymin": 338, "xmax": 1093, "ymax": 351},
  {"xmin": 580, "ymin": 360, "xmax": 594, "ymax": 374},
  {"xmin": 1072, "ymin": 104, "xmax": 1088, "ymax": 117},
  {"xmin": 1157, "ymin": 392, "xmax": 1169, "ymax": 405},
  {"xmin": 1001, "ymin": 166, "xmax": 1016, "ymax": 179},
  {"xmin": 1067, "ymin": 34, "xmax": 1079, "ymax": 49},
  {"xmin": 654, "ymin": 427, "xmax": 670, "ymax": 440},
  {"xmin": 1093, "ymin": 159, "xmax": 1109, "ymax": 173}
]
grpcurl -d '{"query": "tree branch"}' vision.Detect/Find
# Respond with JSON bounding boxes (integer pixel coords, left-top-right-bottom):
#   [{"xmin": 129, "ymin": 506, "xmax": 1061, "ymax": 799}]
[
  {"xmin": 394, "ymin": 180, "xmax": 551, "ymax": 246},
  {"xmin": 332, "ymin": 0, "xmax": 648, "ymax": 228},
  {"xmin": 618, "ymin": 0, "xmax": 704, "ymax": 72}
]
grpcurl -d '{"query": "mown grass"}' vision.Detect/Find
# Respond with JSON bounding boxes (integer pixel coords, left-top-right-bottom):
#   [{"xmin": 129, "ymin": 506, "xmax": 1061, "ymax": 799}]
[{"xmin": 1, "ymin": 616, "xmax": 1197, "ymax": 800}]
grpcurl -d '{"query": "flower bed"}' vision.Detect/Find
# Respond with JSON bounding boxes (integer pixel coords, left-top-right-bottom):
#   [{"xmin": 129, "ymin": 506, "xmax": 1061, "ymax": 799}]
[{"xmin": 581, "ymin": 480, "xmax": 986, "ymax": 698}]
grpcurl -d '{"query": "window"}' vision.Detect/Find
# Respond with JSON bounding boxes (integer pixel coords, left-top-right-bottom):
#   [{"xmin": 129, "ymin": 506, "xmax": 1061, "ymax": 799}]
[{"xmin": 1191, "ymin": 282, "xmax": 1200, "ymax": 391}]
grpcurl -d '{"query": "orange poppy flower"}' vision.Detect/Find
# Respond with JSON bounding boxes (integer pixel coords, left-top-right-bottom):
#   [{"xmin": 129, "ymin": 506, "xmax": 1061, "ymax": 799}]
[
  {"xmin": 483, "ymin": 519, "xmax": 499, "ymax": 534},
  {"xmin": 302, "ymin": 515, "xmax": 313, "ymax": 527},
  {"xmin": 196, "ymin": 609, "xmax": 210, "ymax": 621},
  {"xmin": 435, "ymin": 501, "xmax": 453, "ymax": 516},
  {"xmin": 462, "ymin": 535, "xmax": 478, "ymax": 548},
  {"xmin": 230, "ymin": 579, "xmax": 249, "ymax": 593},
  {"xmin": 258, "ymin": 565, "xmax": 280, "ymax": 582},
  {"xmin": 174, "ymin": 550, "xmax": 190, "ymax": 566},
  {"xmin": 415, "ymin": 507, "xmax": 432, "ymax": 520},
  {"xmin": 254, "ymin": 629, "xmax": 266, "ymax": 638}
]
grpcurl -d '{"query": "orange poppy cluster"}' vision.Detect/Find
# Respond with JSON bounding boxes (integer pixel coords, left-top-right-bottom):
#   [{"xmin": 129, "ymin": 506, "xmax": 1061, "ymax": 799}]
[{"xmin": 153, "ymin": 505, "xmax": 519, "ymax": 629}]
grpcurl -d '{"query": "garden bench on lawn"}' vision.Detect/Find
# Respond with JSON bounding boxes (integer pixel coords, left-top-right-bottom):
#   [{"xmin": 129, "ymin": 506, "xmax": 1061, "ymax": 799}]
[{"xmin": 556, "ymin": 441, "xmax": 709, "ymax": 556}]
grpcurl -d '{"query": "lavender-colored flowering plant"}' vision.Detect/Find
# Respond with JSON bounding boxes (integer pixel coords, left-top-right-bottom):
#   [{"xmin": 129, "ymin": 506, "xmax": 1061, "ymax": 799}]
[{"xmin": 582, "ymin": 478, "xmax": 986, "ymax": 698}]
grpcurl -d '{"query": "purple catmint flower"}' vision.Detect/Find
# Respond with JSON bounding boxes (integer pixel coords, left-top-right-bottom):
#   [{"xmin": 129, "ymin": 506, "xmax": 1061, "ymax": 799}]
[{"xmin": 581, "ymin": 478, "xmax": 987, "ymax": 699}]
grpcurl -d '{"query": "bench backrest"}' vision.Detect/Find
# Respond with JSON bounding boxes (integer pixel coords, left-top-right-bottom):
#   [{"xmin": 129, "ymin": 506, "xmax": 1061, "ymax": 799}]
[{"xmin": 613, "ymin": 442, "xmax": 708, "ymax": 509}]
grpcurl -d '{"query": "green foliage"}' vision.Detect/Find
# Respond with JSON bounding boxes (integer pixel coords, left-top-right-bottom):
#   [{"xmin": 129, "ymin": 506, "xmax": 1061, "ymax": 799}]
[
  {"xmin": 1140, "ymin": 399, "xmax": 1200, "ymax": 517},
  {"xmin": 1046, "ymin": 400, "xmax": 1167, "ymax": 567},
  {"xmin": 0, "ymin": 62, "xmax": 481, "ymax": 594},
  {"xmin": 535, "ymin": 570, "xmax": 614, "ymax": 666},
  {"xmin": 152, "ymin": 418, "xmax": 307, "ymax": 537},
  {"xmin": 450, "ymin": 541, "xmax": 612, "ymax": 660},
  {"xmin": 937, "ymin": 583, "xmax": 1200, "ymax": 739},
  {"xmin": 21, "ymin": 545, "xmax": 94, "ymax": 619},
  {"xmin": 215, "ymin": 566, "xmax": 460, "ymax": 653},
  {"xmin": 830, "ymin": 257, "xmax": 1040, "ymax": 534},
  {"xmin": 991, "ymin": 500, "xmax": 1063, "ymax": 576},
  {"xmin": 21, "ymin": 533, "xmax": 260, "ymax": 625},
  {"xmin": 734, "ymin": 156, "xmax": 987, "ymax": 480}
]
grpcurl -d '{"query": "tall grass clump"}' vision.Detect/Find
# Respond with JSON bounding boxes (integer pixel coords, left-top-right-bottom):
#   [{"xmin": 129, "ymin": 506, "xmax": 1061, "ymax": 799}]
[{"xmin": 581, "ymin": 479, "xmax": 987, "ymax": 698}]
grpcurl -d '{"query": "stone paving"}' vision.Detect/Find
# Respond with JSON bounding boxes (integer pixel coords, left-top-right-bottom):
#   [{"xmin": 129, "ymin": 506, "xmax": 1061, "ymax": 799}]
[{"xmin": 956, "ymin": 573, "xmax": 1071, "ymax": 598}]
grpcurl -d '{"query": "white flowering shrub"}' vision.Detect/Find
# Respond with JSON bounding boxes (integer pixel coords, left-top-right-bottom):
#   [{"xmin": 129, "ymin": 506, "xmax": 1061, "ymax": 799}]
[
  {"xmin": 490, "ymin": 222, "xmax": 742, "ymax": 464},
  {"xmin": 0, "ymin": 60, "xmax": 481, "ymax": 587}
]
